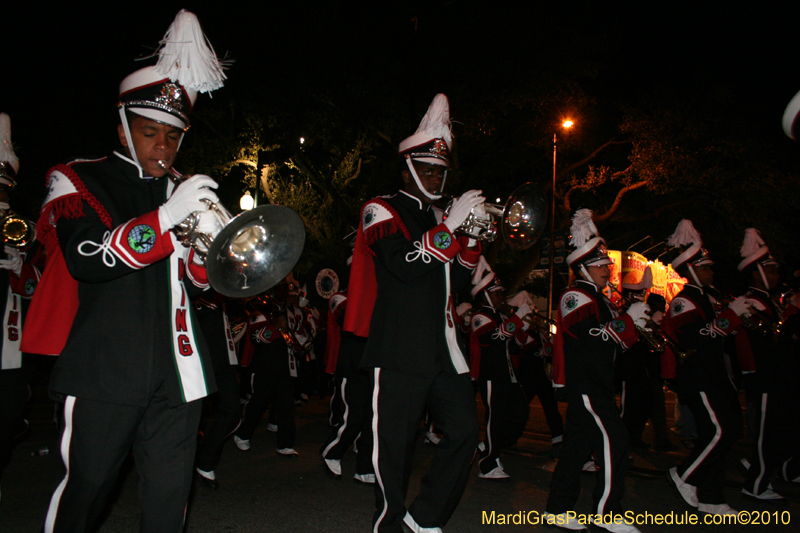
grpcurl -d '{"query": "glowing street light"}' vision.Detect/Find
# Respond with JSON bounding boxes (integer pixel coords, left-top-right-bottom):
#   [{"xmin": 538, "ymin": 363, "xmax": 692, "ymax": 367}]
[
  {"xmin": 548, "ymin": 119, "xmax": 575, "ymax": 321},
  {"xmin": 240, "ymin": 190, "xmax": 254, "ymax": 211}
]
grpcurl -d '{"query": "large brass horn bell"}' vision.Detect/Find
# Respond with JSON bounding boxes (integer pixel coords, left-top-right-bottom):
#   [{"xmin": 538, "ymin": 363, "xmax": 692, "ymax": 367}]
[{"xmin": 444, "ymin": 182, "xmax": 547, "ymax": 252}]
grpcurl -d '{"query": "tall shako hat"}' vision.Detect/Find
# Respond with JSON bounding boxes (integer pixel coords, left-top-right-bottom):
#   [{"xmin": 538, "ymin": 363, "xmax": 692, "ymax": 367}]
[
  {"xmin": 566, "ymin": 209, "xmax": 611, "ymax": 270},
  {"xmin": 471, "ymin": 255, "xmax": 502, "ymax": 299},
  {"xmin": 782, "ymin": 89, "xmax": 800, "ymax": 140},
  {"xmin": 399, "ymin": 94, "xmax": 453, "ymax": 200},
  {"xmin": 0, "ymin": 113, "xmax": 19, "ymax": 189},
  {"xmin": 667, "ymin": 219, "xmax": 712, "ymax": 285},
  {"xmin": 118, "ymin": 10, "xmax": 226, "ymax": 167},
  {"xmin": 738, "ymin": 228, "xmax": 779, "ymax": 289}
]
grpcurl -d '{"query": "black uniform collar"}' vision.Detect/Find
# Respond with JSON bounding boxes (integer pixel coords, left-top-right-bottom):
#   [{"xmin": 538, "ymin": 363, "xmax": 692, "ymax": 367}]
[
  {"xmin": 576, "ymin": 279, "xmax": 601, "ymax": 293},
  {"xmin": 683, "ymin": 283, "xmax": 705, "ymax": 295},
  {"xmin": 111, "ymin": 150, "xmax": 170, "ymax": 180},
  {"xmin": 398, "ymin": 189, "xmax": 430, "ymax": 211}
]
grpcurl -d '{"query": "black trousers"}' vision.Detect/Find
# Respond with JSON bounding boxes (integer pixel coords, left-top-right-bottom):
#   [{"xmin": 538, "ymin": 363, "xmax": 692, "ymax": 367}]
[
  {"xmin": 196, "ymin": 364, "xmax": 241, "ymax": 472},
  {"xmin": 517, "ymin": 355, "xmax": 564, "ymax": 439},
  {"xmin": 236, "ymin": 354, "xmax": 296, "ymax": 449},
  {"xmin": 44, "ymin": 390, "xmax": 201, "ymax": 533},
  {"xmin": 546, "ymin": 393, "xmax": 630, "ymax": 516},
  {"xmin": 371, "ymin": 368, "xmax": 478, "ymax": 533},
  {"xmin": 676, "ymin": 387, "xmax": 741, "ymax": 504},
  {"xmin": 743, "ymin": 389, "xmax": 799, "ymax": 494},
  {"xmin": 321, "ymin": 370, "xmax": 374, "ymax": 475},
  {"xmin": 0, "ymin": 367, "xmax": 29, "ymax": 480},
  {"xmin": 478, "ymin": 378, "xmax": 529, "ymax": 474}
]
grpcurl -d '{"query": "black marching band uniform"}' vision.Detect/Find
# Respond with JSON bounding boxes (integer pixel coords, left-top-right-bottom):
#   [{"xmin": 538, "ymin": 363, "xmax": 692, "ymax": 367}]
[
  {"xmin": 468, "ymin": 263, "xmax": 530, "ymax": 480},
  {"xmin": 22, "ymin": 11, "xmax": 225, "ymax": 531},
  {"xmin": 344, "ymin": 94, "xmax": 482, "ymax": 533},
  {"xmin": 734, "ymin": 229, "xmax": 799, "ymax": 501},
  {"xmin": 0, "ymin": 114, "xmax": 41, "ymax": 492},
  {"xmin": 662, "ymin": 220, "xmax": 749, "ymax": 516},
  {"xmin": 545, "ymin": 209, "xmax": 646, "ymax": 533},
  {"xmin": 321, "ymin": 289, "xmax": 375, "ymax": 482}
]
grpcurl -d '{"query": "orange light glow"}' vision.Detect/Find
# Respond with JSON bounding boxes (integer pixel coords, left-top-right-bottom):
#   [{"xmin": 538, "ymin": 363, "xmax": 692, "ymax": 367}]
[{"xmin": 563, "ymin": 120, "xmax": 574, "ymax": 129}]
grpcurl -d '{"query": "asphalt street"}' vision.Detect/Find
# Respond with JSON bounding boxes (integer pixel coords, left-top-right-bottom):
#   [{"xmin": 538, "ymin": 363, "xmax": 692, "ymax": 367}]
[{"xmin": 1, "ymin": 379, "xmax": 798, "ymax": 532}]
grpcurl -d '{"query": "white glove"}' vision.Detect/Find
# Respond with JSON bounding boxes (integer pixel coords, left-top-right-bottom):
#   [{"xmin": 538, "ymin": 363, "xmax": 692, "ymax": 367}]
[
  {"xmin": 443, "ymin": 190, "xmax": 484, "ymax": 233},
  {"xmin": 625, "ymin": 302, "xmax": 651, "ymax": 328},
  {"xmin": 515, "ymin": 303, "xmax": 532, "ymax": 319},
  {"xmin": 728, "ymin": 297, "xmax": 756, "ymax": 317},
  {"xmin": 0, "ymin": 246, "xmax": 23, "ymax": 275},
  {"xmin": 158, "ymin": 174, "xmax": 219, "ymax": 231}
]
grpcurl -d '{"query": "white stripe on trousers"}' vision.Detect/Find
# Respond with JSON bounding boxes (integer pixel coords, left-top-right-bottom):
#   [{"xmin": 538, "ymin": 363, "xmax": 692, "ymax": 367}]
[
  {"xmin": 44, "ymin": 396, "xmax": 77, "ymax": 533},
  {"xmin": 372, "ymin": 368, "xmax": 388, "ymax": 533},
  {"xmin": 322, "ymin": 377, "xmax": 350, "ymax": 457},
  {"xmin": 681, "ymin": 391, "xmax": 722, "ymax": 481},
  {"xmin": 581, "ymin": 394, "xmax": 613, "ymax": 515}
]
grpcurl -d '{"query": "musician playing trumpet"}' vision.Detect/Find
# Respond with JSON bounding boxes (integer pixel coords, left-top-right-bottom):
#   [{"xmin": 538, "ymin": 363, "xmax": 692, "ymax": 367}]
[
  {"xmin": 734, "ymin": 229, "xmax": 799, "ymax": 502},
  {"xmin": 544, "ymin": 209, "xmax": 650, "ymax": 533},
  {"xmin": 661, "ymin": 220, "xmax": 755, "ymax": 517}
]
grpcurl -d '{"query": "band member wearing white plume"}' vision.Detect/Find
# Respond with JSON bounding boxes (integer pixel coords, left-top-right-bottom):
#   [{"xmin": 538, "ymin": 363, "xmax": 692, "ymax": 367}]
[
  {"xmin": 544, "ymin": 209, "xmax": 648, "ymax": 533},
  {"xmin": 345, "ymin": 94, "xmax": 483, "ymax": 533},
  {"xmin": 25, "ymin": 11, "xmax": 227, "ymax": 532},
  {"xmin": 662, "ymin": 220, "xmax": 754, "ymax": 517},
  {"xmin": 734, "ymin": 229, "xmax": 797, "ymax": 502}
]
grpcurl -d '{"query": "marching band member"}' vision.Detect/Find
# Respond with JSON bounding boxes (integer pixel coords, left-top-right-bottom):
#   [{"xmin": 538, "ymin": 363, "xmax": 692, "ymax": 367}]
[
  {"xmin": 734, "ymin": 229, "xmax": 796, "ymax": 502},
  {"xmin": 0, "ymin": 113, "xmax": 41, "ymax": 503},
  {"xmin": 544, "ymin": 209, "xmax": 648, "ymax": 533},
  {"xmin": 344, "ymin": 94, "xmax": 482, "ymax": 533},
  {"xmin": 662, "ymin": 220, "xmax": 753, "ymax": 516},
  {"xmin": 24, "ymin": 11, "xmax": 226, "ymax": 531},
  {"xmin": 234, "ymin": 281, "xmax": 301, "ymax": 456},
  {"xmin": 469, "ymin": 258, "xmax": 530, "ymax": 481},
  {"xmin": 321, "ymin": 287, "xmax": 375, "ymax": 483}
]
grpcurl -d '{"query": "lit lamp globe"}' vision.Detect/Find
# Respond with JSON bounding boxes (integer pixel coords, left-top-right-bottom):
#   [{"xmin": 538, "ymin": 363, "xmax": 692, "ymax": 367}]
[{"xmin": 240, "ymin": 191, "xmax": 255, "ymax": 211}]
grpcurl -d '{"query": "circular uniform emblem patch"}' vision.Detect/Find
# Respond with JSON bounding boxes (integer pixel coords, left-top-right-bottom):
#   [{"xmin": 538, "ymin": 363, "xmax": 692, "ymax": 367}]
[
  {"xmin": 362, "ymin": 205, "xmax": 377, "ymax": 228},
  {"xmin": 506, "ymin": 322, "xmax": 517, "ymax": 333},
  {"xmin": 315, "ymin": 268, "xmax": 339, "ymax": 299},
  {"xmin": 433, "ymin": 231, "xmax": 452, "ymax": 250},
  {"xmin": 565, "ymin": 294, "xmax": 579, "ymax": 311},
  {"xmin": 24, "ymin": 278, "xmax": 36, "ymax": 296},
  {"xmin": 672, "ymin": 300, "xmax": 684, "ymax": 314},
  {"xmin": 128, "ymin": 224, "xmax": 156, "ymax": 254},
  {"xmin": 265, "ymin": 329, "xmax": 273, "ymax": 339},
  {"xmin": 717, "ymin": 317, "xmax": 730, "ymax": 330},
  {"xmin": 611, "ymin": 319, "xmax": 626, "ymax": 333}
]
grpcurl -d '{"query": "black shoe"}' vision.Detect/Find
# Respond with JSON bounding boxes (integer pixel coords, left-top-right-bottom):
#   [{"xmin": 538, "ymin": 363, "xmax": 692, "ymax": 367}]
[{"xmin": 196, "ymin": 468, "xmax": 219, "ymax": 490}]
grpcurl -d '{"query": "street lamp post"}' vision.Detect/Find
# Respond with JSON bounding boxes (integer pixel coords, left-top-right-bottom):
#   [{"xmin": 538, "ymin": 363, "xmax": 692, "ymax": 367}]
[{"xmin": 547, "ymin": 120, "xmax": 573, "ymax": 321}]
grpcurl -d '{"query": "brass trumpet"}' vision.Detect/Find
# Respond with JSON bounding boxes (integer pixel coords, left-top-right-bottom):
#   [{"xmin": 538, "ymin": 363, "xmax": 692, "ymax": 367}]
[
  {"xmin": 713, "ymin": 290, "xmax": 781, "ymax": 336},
  {"xmin": 157, "ymin": 161, "xmax": 305, "ymax": 298},
  {"xmin": 1, "ymin": 210, "xmax": 35, "ymax": 248},
  {"xmin": 442, "ymin": 182, "xmax": 548, "ymax": 251}
]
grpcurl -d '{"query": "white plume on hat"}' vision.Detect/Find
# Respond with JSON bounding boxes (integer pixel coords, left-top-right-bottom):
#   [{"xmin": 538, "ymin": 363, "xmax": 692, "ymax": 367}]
[
  {"xmin": 0, "ymin": 113, "xmax": 19, "ymax": 174},
  {"xmin": 667, "ymin": 219, "xmax": 701, "ymax": 249},
  {"xmin": 569, "ymin": 208, "xmax": 598, "ymax": 249},
  {"xmin": 738, "ymin": 228, "xmax": 773, "ymax": 271},
  {"xmin": 470, "ymin": 255, "xmax": 496, "ymax": 297},
  {"xmin": 155, "ymin": 9, "xmax": 227, "ymax": 94},
  {"xmin": 507, "ymin": 290, "xmax": 535, "ymax": 310},
  {"xmin": 414, "ymin": 94, "xmax": 453, "ymax": 146}
]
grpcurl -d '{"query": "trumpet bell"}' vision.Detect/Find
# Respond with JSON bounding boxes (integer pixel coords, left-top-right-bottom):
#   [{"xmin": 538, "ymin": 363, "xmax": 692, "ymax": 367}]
[
  {"xmin": 2, "ymin": 214, "xmax": 35, "ymax": 248},
  {"xmin": 206, "ymin": 205, "xmax": 306, "ymax": 298},
  {"xmin": 501, "ymin": 183, "xmax": 548, "ymax": 252}
]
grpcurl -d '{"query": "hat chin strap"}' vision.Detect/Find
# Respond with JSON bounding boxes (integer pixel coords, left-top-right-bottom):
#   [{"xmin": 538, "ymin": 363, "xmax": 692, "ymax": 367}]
[
  {"xmin": 757, "ymin": 263, "xmax": 771, "ymax": 290},
  {"xmin": 687, "ymin": 264, "xmax": 702, "ymax": 287},
  {"xmin": 118, "ymin": 107, "xmax": 184, "ymax": 177},
  {"xmin": 405, "ymin": 156, "xmax": 443, "ymax": 201},
  {"xmin": 579, "ymin": 264, "xmax": 597, "ymax": 289},
  {"xmin": 119, "ymin": 107, "xmax": 143, "ymax": 175}
]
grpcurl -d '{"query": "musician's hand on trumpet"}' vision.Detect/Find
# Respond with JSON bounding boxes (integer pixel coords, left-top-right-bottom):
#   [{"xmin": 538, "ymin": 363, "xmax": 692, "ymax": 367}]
[
  {"xmin": 157, "ymin": 174, "xmax": 220, "ymax": 231},
  {"xmin": 443, "ymin": 189, "xmax": 485, "ymax": 239},
  {"xmin": 0, "ymin": 245, "xmax": 22, "ymax": 275},
  {"xmin": 625, "ymin": 301, "xmax": 651, "ymax": 329},
  {"xmin": 728, "ymin": 296, "xmax": 758, "ymax": 317}
]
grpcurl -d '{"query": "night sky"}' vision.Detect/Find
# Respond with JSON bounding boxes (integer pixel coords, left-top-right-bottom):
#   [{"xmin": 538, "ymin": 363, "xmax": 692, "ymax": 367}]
[{"xmin": 6, "ymin": 3, "xmax": 800, "ymax": 223}]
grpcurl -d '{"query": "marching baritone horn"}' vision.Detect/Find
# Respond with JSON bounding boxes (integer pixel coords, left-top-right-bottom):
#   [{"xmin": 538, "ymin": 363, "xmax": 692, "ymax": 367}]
[
  {"xmin": 158, "ymin": 161, "xmax": 306, "ymax": 298},
  {"xmin": 442, "ymin": 182, "xmax": 548, "ymax": 251}
]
